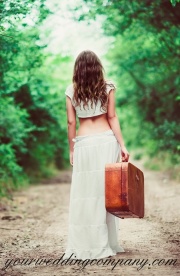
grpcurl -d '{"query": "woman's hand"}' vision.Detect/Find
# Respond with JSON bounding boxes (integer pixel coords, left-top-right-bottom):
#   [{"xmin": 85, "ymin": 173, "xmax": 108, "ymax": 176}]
[
  {"xmin": 69, "ymin": 150, "xmax": 74, "ymax": 166},
  {"xmin": 121, "ymin": 146, "xmax": 130, "ymax": 162}
]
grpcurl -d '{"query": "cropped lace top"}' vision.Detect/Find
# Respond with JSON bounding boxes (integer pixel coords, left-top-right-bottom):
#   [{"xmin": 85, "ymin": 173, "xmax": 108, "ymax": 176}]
[{"xmin": 65, "ymin": 80, "xmax": 116, "ymax": 118}]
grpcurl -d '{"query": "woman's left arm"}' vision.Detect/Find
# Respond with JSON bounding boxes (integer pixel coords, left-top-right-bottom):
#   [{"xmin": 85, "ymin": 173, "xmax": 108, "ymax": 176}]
[{"xmin": 66, "ymin": 96, "xmax": 76, "ymax": 165}]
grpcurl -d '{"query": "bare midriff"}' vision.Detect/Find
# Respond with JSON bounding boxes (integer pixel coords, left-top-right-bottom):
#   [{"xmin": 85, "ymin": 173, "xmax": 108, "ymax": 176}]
[{"xmin": 77, "ymin": 113, "xmax": 111, "ymax": 136}]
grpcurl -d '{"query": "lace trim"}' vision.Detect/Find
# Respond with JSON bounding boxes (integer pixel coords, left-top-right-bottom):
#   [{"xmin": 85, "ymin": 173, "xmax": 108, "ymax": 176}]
[
  {"xmin": 73, "ymin": 169, "xmax": 103, "ymax": 173},
  {"xmin": 65, "ymin": 247, "xmax": 117, "ymax": 251},
  {"xmin": 74, "ymin": 139, "xmax": 116, "ymax": 147},
  {"xmin": 69, "ymin": 223, "xmax": 107, "ymax": 227},
  {"xmin": 70, "ymin": 196, "xmax": 104, "ymax": 200}
]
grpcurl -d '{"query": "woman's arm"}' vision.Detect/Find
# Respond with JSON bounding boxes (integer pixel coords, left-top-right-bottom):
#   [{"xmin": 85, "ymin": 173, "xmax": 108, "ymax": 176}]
[
  {"xmin": 107, "ymin": 89, "xmax": 129, "ymax": 161},
  {"xmin": 66, "ymin": 97, "xmax": 76, "ymax": 163}
]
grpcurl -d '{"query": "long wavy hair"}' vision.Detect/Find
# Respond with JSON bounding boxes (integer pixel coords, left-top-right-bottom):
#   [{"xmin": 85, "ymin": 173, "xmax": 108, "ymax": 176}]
[{"xmin": 72, "ymin": 50, "xmax": 111, "ymax": 112}]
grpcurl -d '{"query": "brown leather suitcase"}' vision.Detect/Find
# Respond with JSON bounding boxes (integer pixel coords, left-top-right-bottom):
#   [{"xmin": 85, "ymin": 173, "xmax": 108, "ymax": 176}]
[{"xmin": 105, "ymin": 162, "xmax": 144, "ymax": 219}]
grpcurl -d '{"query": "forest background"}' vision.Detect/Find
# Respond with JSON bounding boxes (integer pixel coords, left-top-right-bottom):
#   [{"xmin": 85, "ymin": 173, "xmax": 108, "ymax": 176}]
[{"xmin": 0, "ymin": 0, "xmax": 179, "ymax": 197}]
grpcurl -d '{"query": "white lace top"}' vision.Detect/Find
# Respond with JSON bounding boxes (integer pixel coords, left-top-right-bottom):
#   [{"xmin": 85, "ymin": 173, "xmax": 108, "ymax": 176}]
[{"xmin": 65, "ymin": 80, "xmax": 116, "ymax": 118}]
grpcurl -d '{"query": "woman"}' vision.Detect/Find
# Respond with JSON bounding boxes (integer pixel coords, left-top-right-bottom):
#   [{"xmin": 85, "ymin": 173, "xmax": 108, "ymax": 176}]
[{"xmin": 63, "ymin": 50, "xmax": 129, "ymax": 261}]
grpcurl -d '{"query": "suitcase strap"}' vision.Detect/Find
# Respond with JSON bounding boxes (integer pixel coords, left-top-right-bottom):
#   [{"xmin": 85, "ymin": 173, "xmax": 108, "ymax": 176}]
[{"xmin": 121, "ymin": 163, "xmax": 127, "ymax": 203}]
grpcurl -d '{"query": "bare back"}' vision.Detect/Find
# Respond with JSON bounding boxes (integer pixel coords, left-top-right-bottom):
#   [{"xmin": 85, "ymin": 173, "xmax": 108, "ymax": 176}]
[{"xmin": 77, "ymin": 113, "xmax": 111, "ymax": 136}]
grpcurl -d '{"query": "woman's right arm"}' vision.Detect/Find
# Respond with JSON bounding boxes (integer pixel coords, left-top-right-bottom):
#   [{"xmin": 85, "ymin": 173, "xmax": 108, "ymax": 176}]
[{"xmin": 107, "ymin": 89, "xmax": 130, "ymax": 161}]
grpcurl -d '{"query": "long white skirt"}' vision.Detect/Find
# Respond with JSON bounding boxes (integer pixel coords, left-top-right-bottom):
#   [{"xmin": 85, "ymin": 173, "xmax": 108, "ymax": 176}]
[{"xmin": 62, "ymin": 129, "xmax": 125, "ymax": 260}]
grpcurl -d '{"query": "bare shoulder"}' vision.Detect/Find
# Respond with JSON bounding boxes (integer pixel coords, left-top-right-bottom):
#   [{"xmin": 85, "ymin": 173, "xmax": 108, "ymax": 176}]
[
  {"xmin": 105, "ymin": 79, "xmax": 116, "ymax": 94},
  {"xmin": 65, "ymin": 83, "xmax": 74, "ymax": 99}
]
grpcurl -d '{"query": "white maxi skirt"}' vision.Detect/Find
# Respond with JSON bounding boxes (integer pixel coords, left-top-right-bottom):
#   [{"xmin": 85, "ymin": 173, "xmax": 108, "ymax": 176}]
[{"xmin": 63, "ymin": 129, "xmax": 125, "ymax": 260}]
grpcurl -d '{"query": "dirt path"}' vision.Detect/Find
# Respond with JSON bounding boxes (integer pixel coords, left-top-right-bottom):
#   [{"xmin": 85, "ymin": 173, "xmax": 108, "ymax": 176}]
[{"xmin": 0, "ymin": 159, "xmax": 179, "ymax": 276}]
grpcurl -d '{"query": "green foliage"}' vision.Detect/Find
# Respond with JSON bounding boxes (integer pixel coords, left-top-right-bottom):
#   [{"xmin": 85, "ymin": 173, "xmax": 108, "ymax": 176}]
[
  {"xmin": 170, "ymin": 0, "xmax": 180, "ymax": 7},
  {"xmin": 0, "ymin": 0, "xmax": 73, "ymax": 197},
  {"xmin": 77, "ymin": 0, "xmax": 180, "ymax": 164},
  {"xmin": 1, "ymin": 0, "xmax": 180, "ymax": 197},
  {"xmin": 0, "ymin": 143, "xmax": 28, "ymax": 197},
  {"xmin": 0, "ymin": 97, "xmax": 31, "ymax": 149}
]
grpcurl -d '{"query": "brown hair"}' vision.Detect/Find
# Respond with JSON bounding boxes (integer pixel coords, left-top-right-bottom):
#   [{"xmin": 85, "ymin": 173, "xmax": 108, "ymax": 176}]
[{"xmin": 72, "ymin": 50, "xmax": 112, "ymax": 112}]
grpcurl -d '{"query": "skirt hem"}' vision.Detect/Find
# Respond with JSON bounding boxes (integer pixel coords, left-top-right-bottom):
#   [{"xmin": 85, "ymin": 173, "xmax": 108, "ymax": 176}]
[{"xmin": 62, "ymin": 245, "xmax": 125, "ymax": 260}]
